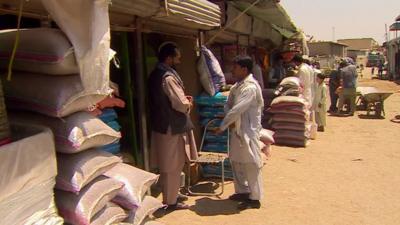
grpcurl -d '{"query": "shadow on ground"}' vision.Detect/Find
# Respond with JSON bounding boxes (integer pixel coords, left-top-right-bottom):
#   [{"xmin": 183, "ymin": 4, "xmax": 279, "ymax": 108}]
[
  {"xmin": 190, "ymin": 197, "xmax": 240, "ymax": 216},
  {"xmin": 358, "ymin": 114, "xmax": 385, "ymax": 120}
]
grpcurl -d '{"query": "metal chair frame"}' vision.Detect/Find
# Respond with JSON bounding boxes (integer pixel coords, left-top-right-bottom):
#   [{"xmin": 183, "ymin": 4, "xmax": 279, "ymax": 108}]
[{"xmin": 186, "ymin": 119, "xmax": 229, "ymax": 196}]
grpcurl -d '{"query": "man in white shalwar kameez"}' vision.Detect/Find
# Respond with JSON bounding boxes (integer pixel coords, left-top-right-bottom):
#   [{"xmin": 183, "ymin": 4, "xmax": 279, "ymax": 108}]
[
  {"xmin": 216, "ymin": 56, "xmax": 264, "ymax": 210},
  {"xmin": 292, "ymin": 54, "xmax": 314, "ymax": 107}
]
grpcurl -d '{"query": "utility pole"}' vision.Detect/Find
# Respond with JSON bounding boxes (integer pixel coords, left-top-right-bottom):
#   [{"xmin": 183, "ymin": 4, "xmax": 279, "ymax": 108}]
[
  {"xmin": 385, "ymin": 24, "xmax": 389, "ymax": 42},
  {"xmin": 332, "ymin": 26, "xmax": 336, "ymax": 42}
]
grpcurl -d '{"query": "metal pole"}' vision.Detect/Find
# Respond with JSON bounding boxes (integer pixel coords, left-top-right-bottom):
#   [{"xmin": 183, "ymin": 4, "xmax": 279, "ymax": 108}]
[{"xmin": 133, "ymin": 17, "xmax": 149, "ymax": 171}]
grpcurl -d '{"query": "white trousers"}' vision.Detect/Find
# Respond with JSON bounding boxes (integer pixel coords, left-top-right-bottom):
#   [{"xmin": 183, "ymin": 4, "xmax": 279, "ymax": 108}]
[{"xmin": 231, "ymin": 161, "xmax": 263, "ymax": 200}]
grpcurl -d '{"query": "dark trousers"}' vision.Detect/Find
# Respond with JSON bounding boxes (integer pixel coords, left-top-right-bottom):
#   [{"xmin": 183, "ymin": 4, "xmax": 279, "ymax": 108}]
[{"xmin": 329, "ymin": 85, "xmax": 338, "ymax": 112}]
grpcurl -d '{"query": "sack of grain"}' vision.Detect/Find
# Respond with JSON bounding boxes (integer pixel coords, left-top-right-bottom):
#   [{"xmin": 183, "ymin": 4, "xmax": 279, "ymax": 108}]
[
  {"xmin": 56, "ymin": 149, "xmax": 121, "ymax": 193},
  {"xmin": 0, "ymin": 28, "xmax": 78, "ymax": 75}
]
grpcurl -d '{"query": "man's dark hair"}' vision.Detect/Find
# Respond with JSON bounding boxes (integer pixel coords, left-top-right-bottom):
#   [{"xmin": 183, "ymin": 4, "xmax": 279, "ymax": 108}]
[
  {"xmin": 233, "ymin": 55, "xmax": 253, "ymax": 73},
  {"xmin": 158, "ymin": 42, "xmax": 179, "ymax": 62},
  {"xmin": 317, "ymin": 73, "xmax": 326, "ymax": 80},
  {"xmin": 292, "ymin": 54, "xmax": 303, "ymax": 63}
]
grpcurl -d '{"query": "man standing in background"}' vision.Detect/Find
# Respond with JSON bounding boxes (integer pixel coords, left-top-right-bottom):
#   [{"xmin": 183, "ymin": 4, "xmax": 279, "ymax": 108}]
[
  {"xmin": 338, "ymin": 58, "xmax": 358, "ymax": 116},
  {"xmin": 148, "ymin": 42, "xmax": 197, "ymax": 210}
]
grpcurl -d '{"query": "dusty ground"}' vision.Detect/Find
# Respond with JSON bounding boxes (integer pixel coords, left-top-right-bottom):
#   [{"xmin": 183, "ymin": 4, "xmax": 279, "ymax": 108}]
[{"xmin": 154, "ymin": 68, "xmax": 400, "ymax": 225}]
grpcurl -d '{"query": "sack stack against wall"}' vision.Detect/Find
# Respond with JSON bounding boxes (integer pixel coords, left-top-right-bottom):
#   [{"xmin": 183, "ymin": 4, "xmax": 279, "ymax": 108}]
[
  {"xmin": 195, "ymin": 92, "xmax": 233, "ymax": 178},
  {"xmin": 0, "ymin": 123, "xmax": 64, "ymax": 225},
  {"xmin": 1, "ymin": 28, "xmax": 162, "ymax": 224},
  {"xmin": 0, "ymin": 29, "xmax": 107, "ymax": 117}
]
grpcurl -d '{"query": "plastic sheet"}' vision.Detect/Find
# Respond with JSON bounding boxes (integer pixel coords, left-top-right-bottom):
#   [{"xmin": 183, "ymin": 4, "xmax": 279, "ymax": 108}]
[
  {"xmin": 0, "ymin": 123, "xmax": 63, "ymax": 225},
  {"xmin": 41, "ymin": 0, "xmax": 112, "ymax": 98}
]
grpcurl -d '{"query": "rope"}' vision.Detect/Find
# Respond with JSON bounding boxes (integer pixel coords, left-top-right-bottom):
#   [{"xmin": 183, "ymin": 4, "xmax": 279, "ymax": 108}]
[{"xmin": 7, "ymin": 0, "xmax": 24, "ymax": 81}]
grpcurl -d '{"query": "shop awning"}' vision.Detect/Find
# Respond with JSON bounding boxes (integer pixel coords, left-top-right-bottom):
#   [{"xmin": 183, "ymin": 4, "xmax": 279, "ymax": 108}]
[
  {"xmin": 0, "ymin": 0, "xmax": 221, "ymax": 30},
  {"xmin": 252, "ymin": 18, "xmax": 282, "ymax": 45},
  {"xmin": 225, "ymin": 3, "xmax": 252, "ymax": 35},
  {"xmin": 390, "ymin": 22, "xmax": 400, "ymax": 31},
  {"xmin": 231, "ymin": 0, "xmax": 298, "ymax": 37},
  {"xmin": 152, "ymin": 0, "xmax": 221, "ymax": 30}
]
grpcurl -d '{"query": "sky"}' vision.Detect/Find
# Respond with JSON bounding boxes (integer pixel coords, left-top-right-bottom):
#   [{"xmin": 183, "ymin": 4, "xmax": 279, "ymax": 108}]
[{"xmin": 280, "ymin": 0, "xmax": 400, "ymax": 44}]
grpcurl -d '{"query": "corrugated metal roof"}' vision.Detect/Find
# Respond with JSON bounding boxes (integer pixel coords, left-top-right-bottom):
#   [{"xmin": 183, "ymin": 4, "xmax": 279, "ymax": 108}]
[
  {"xmin": 152, "ymin": 0, "xmax": 221, "ymax": 29},
  {"xmin": 110, "ymin": 0, "xmax": 160, "ymax": 18}
]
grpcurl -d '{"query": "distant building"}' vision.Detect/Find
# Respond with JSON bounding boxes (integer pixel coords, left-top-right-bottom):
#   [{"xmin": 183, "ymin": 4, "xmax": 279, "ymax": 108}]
[
  {"xmin": 308, "ymin": 41, "xmax": 347, "ymax": 57},
  {"xmin": 337, "ymin": 38, "xmax": 379, "ymax": 51},
  {"xmin": 308, "ymin": 41, "xmax": 347, "ymax": 69},
  {"xmin": 347, "ymin": 49, "xmax": 368, "ymax": 67}
]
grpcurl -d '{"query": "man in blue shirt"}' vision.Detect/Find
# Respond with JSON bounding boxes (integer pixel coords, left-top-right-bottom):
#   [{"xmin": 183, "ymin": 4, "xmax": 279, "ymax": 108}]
[{"xmin": 338, "ymin": 59, "xmax": 358, "ymax": 115}]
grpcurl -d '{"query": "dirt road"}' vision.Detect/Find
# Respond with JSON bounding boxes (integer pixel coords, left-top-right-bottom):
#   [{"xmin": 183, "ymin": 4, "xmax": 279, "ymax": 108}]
[{"xmin": 155, "ymin": 70, "xmax": 400, "ymax": 225}]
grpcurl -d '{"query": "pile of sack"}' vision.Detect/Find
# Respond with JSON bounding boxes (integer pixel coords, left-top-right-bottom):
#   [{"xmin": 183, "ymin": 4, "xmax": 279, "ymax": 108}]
[
  {"xmin": 0, "ymin": 123, "xmax": 64, "ymax": 225},
  {"xmin": 1, "ymin": 28, "xmax": 163, "ymax": 225},
  {"xmin": 55, "ymin": 153, "xmax": 161, "ymax": 225},
  {"xmin": 268, "ymin": 96, "xmax": 311, "ymax": 147},
  {"xmin": 195, "ymin": 93, "xmax": 233, "ymax": 178}
]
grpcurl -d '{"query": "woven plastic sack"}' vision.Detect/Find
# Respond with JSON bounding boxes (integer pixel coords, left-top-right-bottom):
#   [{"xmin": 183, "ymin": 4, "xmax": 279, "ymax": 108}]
[
  {"xmin": 271, "ymin": 96, "xmax": 307, "ymax": 106},
  {"xmin": 0, "ymin": 28, "xmax": 78, "ymax": 75},
  {"xmin": 273, "ymin": 129, "xmax": 310, "ymax": 141},
  {"xmin": 124, "ymin": 196, "xmax": 164, "ymax": 225},
  {"xmin": 201, "ymin": 46, "xmax": 226, "ymax": 92},
  {"xmin": 272, "ymin": 114, "xmax": 307, "ymax": 124},
  {"xmin": 197, "ymin": 53, "xmax": 215, "ymax": 96},
  {"xmin": 55, "ymin": 176, "xmax": 123, "ymax": 225},
  {"xmin": 275, "ymin": 138, "xmax": 309, "ymax": 147},
  {"xmin": 41, "ymin": 0, "xmax": 112, "ymax": 96},
  {"xmin": 104, "ymin": 163, "xmax": 159, "ymax": 210},
  {"xmin": 279, "ymin": 76, "xmax": 301, "ymax": 87},
  {"xmin": 272, "ymin": 122, "xmax": 307, "ymax": 131},
  {"xmin": 260, "ymin": 129, "xmax": 275, "ymax": 145},
  {"xmin": 56, "ymin": 149, "xmax": 122, "ymax": 193},
  {"xmin": 10, "ymin": 111, "xmax": 121, "ymax": 153},
  {"xmin": 91, "ymin": 203, "xmax": 127, "ymax": 225},
  {"xmin": 0, "ymin": 123, "xmax": 63, "ymax": 225},
  {"xmin": 195, "ymin": 92, "xmax": 228, "ymax": 106},
  {"xmin": 268, "ymin": 106, "xmax": 310, "ymax": 117},
  {"xmin": 3, "ymin": 72, "xmax": 106, "ymax": 117}
]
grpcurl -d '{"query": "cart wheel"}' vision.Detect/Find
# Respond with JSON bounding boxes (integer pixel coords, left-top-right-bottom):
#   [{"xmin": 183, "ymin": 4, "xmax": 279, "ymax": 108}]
[{"xmin": 375, "ymin": 102, "xmax": 383, "ymax": 118}]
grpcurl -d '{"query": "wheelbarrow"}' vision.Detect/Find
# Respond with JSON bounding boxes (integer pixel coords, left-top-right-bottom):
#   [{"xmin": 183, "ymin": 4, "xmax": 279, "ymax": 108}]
[{"xmin": 356, "ymin": 87, "xmax": 393, "ymax": 118}]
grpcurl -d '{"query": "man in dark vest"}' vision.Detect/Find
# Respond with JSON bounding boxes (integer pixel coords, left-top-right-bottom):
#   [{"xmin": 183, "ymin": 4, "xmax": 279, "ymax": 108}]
[{"xmin": 148, "ymin": 42, "xmax": 197, "ymax": 210}]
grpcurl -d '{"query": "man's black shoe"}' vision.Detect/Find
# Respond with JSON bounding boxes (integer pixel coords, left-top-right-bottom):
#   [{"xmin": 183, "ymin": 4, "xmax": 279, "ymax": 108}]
[
  {"xmin": 228, "ymin": 193, "xmax": 250, "ymax": 201},
  {"xmin": 237, "ymin": 199, "xmax": 261, "ymax": 210}
]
